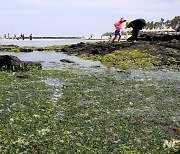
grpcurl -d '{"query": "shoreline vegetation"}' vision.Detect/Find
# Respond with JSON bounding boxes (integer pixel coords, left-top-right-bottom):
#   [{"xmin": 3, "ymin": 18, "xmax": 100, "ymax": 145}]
[{"xmin": 0, "ymin": 40, "xmax": 180, "ymax": 153}]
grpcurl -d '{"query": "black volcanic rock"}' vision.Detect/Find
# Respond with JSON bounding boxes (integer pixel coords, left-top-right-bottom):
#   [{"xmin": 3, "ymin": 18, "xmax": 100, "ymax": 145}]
[{"xmin": 0, "ymin": 55, "xmax": 42, "ymax": 71}]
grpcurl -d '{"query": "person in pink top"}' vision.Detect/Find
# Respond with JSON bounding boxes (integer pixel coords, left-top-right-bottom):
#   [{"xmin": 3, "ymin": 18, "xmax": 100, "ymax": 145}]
[{"xmin": 112, "ymin": 17, "xmax": 127, "ymax": 42}]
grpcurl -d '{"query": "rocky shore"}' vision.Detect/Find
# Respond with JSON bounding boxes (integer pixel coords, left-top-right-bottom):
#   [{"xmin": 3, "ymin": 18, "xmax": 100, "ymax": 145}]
[
  {"xmin": 61, "ymin": 40, "xmax": 180, "ymax": 68},
  {"xmin": 0, "ymin": 39, "xmax": 179, "ymax": 70}
]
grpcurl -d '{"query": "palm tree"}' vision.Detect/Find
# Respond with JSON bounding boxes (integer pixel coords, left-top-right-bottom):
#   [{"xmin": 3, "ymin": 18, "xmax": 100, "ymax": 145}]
[
  {"xmin": 164, "ymin": 20, "xmax": 171, "ymax": 28},
  {"xmin": 160, "ymin": 18, "xmax": 165, "ymax": 29}
]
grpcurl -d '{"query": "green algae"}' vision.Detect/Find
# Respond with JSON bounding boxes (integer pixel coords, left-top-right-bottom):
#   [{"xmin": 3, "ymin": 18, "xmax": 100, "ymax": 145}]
[
  {"xmin": 0, "ymin": 45, "xmax": 20, "ymax": 52},
  {"xmin": 38, "ymin": 45, "xmax": 68, "ymax": 51},
  {"xmin": 0, "ymin": 45, "xmax": 68, "ymax": 52},
  {"xmin": 0, "ymin": 69, "xmax": 179, "ymax": 153},
  {"xmin": 81, "ymin": 49, "xmax": 160, "ymax": 69}
]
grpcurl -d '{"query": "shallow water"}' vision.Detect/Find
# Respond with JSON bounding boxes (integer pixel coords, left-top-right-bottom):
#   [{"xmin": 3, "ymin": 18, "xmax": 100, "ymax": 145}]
[
  {"xmin": 129, "ymin": 69, "xmax": 180, "ymax": 81},
  {"xmin": 43, "ymin": 77, "xmax": 63, "ymax": 102},
  {"xmin": 0, "ymin": 51, "xmax": 103, "ymax": 69}
]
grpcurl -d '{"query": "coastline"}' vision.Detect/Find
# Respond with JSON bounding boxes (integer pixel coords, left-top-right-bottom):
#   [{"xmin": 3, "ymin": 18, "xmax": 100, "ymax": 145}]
[
  {"xmin": 0, "ymin": 35, "xmax": 130, "ymax": 41},
  {"xmin": 84, "ymin": 35, "xmax": 130, "ymax": 40}
]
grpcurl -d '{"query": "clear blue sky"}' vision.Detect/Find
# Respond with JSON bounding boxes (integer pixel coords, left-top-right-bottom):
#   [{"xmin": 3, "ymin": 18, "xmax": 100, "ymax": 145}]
[{"xmin": 0, "ymin": 0, "xmax": 179, "ymax": 37}]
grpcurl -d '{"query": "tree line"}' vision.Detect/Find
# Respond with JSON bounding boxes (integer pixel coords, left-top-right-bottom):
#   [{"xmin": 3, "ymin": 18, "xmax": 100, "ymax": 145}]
[{"xmin": 145, "ymin": 16, "xmax": 180, "ymax": 29}]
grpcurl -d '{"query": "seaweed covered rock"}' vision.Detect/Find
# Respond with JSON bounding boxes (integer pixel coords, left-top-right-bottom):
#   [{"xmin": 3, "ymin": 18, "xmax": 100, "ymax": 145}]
[
  {"xmin": 61, "ymin": 42, "xmax": 122, "ymax": 55},
  {"xmin": 138, "ymin": 34, "xmax": 180, "ymax": 41},
  {"xmin": 0, "ymin": 55, "xmax": 42, "ymax": 71},
  {"xmin": 60, "ymin": 59, "xmax": 75, "ymax": 63},
  {"xmin": 20, "ymin": 48, "xmax": 33, "ymax": 52}
]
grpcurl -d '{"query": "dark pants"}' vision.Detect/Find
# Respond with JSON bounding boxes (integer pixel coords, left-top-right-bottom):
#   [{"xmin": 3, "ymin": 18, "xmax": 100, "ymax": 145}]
[
  {"xmin": 131, "ymin": 28, "xmax": 140, "ymax": 40},
  {"xmin": 127, "ymin": 29, "xmax": 140, "ymax": 41}
]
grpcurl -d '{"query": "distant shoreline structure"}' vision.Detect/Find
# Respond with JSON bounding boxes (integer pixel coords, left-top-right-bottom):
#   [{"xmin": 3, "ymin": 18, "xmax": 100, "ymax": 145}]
[
  {"xmin": 0, "ymin": 36, "xmax": 84, "ymax": 40},
  {"xmin": 30, "ymin": 36, "xmax": 83, "ymax": 39}
]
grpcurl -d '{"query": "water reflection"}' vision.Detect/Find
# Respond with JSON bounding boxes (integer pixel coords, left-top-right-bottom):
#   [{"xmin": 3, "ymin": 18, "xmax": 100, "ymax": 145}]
[{"xmin": 0, "ymin": 51, "xmax": 102, "ymax": 70}]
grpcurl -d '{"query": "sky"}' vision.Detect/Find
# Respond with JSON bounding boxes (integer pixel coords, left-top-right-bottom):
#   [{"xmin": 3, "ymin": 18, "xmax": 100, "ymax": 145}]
[{"xmin": 0, "ymin": 0, "xmax": 179, "ymax": 37}]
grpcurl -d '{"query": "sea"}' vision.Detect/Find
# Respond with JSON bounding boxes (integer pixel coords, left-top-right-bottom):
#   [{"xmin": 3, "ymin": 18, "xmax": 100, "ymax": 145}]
[{"xmin": 0, "ymin": 38, "xmax": 102, "ymax": 47}]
